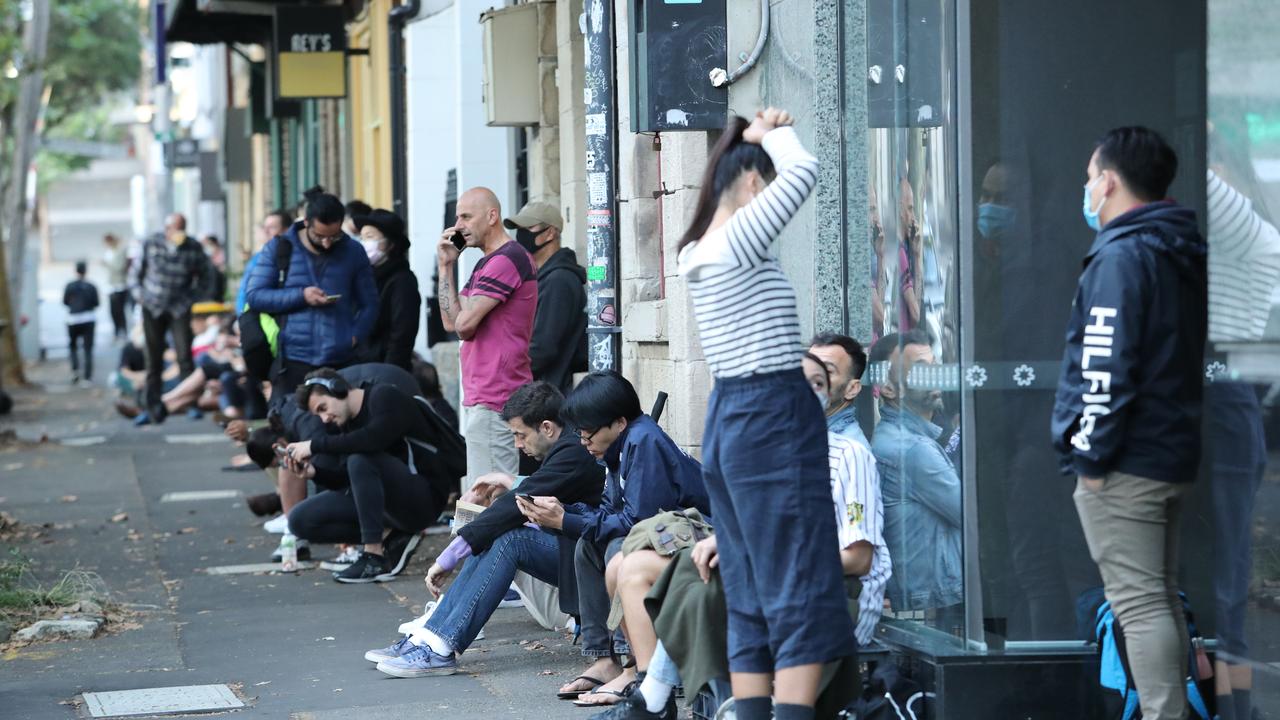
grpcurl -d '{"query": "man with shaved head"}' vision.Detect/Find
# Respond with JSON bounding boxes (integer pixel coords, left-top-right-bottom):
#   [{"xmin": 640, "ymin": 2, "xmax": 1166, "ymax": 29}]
[{"xmin": 437, "ymin": 187, "xmax": 538, "ymax": 489}]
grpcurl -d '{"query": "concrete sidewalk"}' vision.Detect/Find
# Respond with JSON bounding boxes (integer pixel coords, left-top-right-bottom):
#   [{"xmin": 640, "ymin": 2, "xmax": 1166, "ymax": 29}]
[{"xmin": 0, "ymin": 357, "xmax": 592, "ymax": 719}]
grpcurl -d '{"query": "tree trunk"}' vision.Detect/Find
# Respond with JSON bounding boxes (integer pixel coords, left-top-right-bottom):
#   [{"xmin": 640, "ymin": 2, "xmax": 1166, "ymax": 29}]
[
  {"xmin": 0, "ymin": 0, "xmax": 52, "ymax": 387},
  {"xmin": 5, "ymin": 0, "xmax": 52, "ymax": 304}
]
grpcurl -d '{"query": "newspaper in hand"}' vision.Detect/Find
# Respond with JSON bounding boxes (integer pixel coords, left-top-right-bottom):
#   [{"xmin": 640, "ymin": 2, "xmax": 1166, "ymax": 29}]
[{"xmin": 450, "ymin": 500, "xmax": 487, "ymax": 536}]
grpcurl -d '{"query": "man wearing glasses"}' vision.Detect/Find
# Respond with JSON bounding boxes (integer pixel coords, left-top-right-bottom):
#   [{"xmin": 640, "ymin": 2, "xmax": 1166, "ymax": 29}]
[
  {"xmin": 517, "ymin": 371, "xmax": 709, "ymax": 701},
  {"xmin": 244, "ymin": 192, "xmax": 378, "ymax": 400}
]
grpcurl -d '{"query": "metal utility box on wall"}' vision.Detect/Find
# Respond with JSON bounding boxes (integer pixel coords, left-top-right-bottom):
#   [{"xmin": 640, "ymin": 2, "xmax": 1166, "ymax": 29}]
[
  {"xmin": 481, "ymin": 3, "xmax": 541, "ymax": 127},
  {"xmin": 630, "ymin": 0, "xmax": 728, "ymax": 132}
]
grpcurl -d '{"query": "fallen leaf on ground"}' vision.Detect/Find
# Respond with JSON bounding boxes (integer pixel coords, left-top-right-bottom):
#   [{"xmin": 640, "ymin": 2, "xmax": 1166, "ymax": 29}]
[
  {"xmin": 111, "ymin": 513, "xmax": 128, "ymax": 523},
  {"xmin": 60, "ymin": 495, "xmax": 78, "ymax": 503},
  {"xmin": 178, "ymin": 527, "xmax": 197, "ymax": 534}
]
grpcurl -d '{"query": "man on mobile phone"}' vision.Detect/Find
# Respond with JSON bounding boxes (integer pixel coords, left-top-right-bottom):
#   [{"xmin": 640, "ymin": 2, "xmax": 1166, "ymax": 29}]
[
  {"xmin": 365, "ymin": 381, "xmax": 603, "ymax": 677},
  {"xmin": 245, "ymin": 192, "xmax": 378, "ymax": 400},
  {"xmin": 436, "ymin": 187, "xmax": 538, "ymax": 493}
]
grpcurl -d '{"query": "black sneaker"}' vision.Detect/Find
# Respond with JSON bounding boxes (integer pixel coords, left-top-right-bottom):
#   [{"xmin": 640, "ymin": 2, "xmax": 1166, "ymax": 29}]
[
  {"xmin": 587, "ymin": 693, "xmax": 676, "ymax": 720},
  {"xmin": 382, "ymin": 531, "xmax": 422, "ymax": 578},
  {"xmin": 333, "ymin": 552, "xmax": 390, "ymax": 584}
]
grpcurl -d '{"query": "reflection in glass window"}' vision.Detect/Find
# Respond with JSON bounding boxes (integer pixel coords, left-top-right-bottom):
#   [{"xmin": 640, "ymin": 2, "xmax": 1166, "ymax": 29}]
[{"xmin": 1205, "ymin": 0, "xmax": 1280, "ymax": 710}]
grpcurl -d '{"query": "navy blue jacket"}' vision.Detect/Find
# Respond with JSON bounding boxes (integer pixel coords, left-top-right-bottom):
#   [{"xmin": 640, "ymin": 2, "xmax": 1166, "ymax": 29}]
[
  {"xmin": 561, "ymin": 414, "xmax": 709, "ymax": 544},
  {"xmin": 244, "ymin": 221, "xmax": 378, "ymax": 368},
  {"xmin": 1052, "ymin": 201, "xmax": 1207, "ymax": 483}
]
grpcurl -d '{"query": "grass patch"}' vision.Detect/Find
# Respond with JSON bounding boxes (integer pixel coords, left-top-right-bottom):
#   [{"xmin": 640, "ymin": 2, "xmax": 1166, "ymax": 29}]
[{"xmin": 0, "ymin": 548, "xmax": 104, "ymax": 625}]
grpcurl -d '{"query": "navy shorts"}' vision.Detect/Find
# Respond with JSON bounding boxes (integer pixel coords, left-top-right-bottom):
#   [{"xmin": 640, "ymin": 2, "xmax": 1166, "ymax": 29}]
[{"xmin": 703, "ymin": 367, "xmax": 856, "ymax": 673}]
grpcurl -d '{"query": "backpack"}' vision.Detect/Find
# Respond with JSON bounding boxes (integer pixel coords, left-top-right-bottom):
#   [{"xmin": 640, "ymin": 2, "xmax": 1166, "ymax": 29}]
[
  {"xmin": 1091, "ymin": 592, "xmax": 1214, "ymax": 720},
  {"xmin": 239, "ymin": 238, "xmax": 294, "ymax": 381},
  {"xmin": 409, "ymin": 396, "xmax": 468, "ymax": 495}
]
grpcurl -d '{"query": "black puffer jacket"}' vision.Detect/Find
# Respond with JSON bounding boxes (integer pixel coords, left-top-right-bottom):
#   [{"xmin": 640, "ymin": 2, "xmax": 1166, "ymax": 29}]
[
  {"xmin": 1052, "ymin": 201, "xmax": 1208, "ymax": 483},
  {"xmin": 358, "ymin": 256, "xmax": 420, "ymax": 371}
]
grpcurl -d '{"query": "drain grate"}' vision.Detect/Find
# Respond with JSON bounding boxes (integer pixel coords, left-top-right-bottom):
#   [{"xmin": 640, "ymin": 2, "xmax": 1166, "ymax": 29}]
[{"xmin": 82, "ymin": 684, "xmax": 244, "ymax": 717}]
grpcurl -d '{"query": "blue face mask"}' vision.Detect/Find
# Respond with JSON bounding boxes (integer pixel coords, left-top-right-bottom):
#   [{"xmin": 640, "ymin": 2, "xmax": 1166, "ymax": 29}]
[
  {"xmin": 977, "ymin": 203, "xmax": 1015, "ymax": 239},
  {"xmin": 1082, "ymin": 177, "xmax": 1104, "ymax": 231}
]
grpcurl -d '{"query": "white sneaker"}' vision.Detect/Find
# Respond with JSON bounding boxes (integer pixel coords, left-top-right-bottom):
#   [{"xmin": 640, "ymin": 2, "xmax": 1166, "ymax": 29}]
[
  {"xmin": 320, "ymin": 546, "xmax": 361, "ymax": 571},
  {"xmin": 398, "ymin": 600, "xmax": 439, "ymax": 635},
  {"xmin": 263, "ymin": 514, "xmax": 290, "ymax": 534}
]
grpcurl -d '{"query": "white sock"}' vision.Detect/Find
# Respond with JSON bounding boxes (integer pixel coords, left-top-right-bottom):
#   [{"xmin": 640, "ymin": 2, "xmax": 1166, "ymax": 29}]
[
  {"xmin": 410, "ymin": 627, "xmax": 454, "ymax": 657},
  {"xmin": 640, "ymin": 673, "xmax": 674, "ymax": 713}
]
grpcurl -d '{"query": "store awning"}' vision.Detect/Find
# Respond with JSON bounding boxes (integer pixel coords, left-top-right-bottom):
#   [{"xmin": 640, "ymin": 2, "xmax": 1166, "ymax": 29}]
[
  {"xmin": 166, "ymin": 0, "xmax": 336, "ymax": 46},
  {"xmin": 165, "ymin": 0, "xmax": 270, "ymax": 44}
]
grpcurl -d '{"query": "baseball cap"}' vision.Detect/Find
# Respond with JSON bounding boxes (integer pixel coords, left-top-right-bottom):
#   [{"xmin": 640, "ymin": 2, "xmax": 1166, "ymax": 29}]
[{"xmin": 503, "ymin": 201, "xmax": 564, "ymax": 231}]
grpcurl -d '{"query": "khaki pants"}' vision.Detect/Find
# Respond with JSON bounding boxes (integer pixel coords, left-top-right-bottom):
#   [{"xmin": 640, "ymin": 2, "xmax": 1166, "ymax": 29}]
[
  {"xmin": 1074, "ymin": 472, "xmax": 1192, "ymax": 720},
  {"xmin": 463, "ymin": 405, "xmax": 519, "ymax": 493}
]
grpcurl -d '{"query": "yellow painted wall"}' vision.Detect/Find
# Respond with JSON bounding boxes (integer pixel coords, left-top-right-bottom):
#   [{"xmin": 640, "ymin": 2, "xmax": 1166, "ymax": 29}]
[{"xmin": 347, "ymin": 0, "xmax": 394, "ymax": 209}]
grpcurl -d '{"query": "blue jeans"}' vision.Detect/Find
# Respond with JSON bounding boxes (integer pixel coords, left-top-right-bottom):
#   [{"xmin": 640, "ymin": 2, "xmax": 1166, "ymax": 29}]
[{"xmin": 424, "ymin": 526, "xmax": 560, "ymax": 654}]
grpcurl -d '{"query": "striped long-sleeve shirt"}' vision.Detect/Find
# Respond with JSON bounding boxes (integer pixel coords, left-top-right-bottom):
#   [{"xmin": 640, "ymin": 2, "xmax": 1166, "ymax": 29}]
[
  {"xmin": 678, "ymin": 127, "xmax": 816, "ymax": 378},
  {"xmin": 829, "ymin": 433, "xmax": 891, "ymax": 646},
  {"xmin": 1206, "ymin": 170, "xmax": 1280, "ymax": 343}
]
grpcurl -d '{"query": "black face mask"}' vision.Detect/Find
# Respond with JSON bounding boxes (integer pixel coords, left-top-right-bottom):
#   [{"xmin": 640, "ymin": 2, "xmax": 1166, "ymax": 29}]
[{"xmin": 516, "ymin": 227, "xmax": 547, "ymax": 255}]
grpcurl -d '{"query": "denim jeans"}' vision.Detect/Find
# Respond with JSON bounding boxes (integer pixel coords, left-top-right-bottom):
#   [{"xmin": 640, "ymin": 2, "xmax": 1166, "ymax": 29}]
[
  {"xmin": 575, "ymin": 536, "xmax": 630, "ymax": 658},
  {"xmin": 423, "ymin": 526, "xmax": 560, "ymax": 654}
]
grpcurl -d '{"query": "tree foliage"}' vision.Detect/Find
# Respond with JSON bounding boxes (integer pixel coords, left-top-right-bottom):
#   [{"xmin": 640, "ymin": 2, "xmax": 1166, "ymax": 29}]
[{"xmin": 0, "ymin": 0, "xmax": 141, "ymax": 155}]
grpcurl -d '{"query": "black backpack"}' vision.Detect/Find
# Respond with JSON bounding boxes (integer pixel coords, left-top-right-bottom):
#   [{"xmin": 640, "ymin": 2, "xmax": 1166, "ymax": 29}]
[{"xmin": 239, "ymin": 238, "xmax": 294, "ymax": 381}]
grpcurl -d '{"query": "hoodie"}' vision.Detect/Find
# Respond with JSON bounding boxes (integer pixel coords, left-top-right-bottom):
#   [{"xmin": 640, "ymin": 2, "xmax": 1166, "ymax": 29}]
[
  {"xmin": 1051, "ymin": 201, "xmax": 1208, "ymax": 483},
  {"xmin": 529, "ymin": 248, "xmax": 588, "ymax": 395}
]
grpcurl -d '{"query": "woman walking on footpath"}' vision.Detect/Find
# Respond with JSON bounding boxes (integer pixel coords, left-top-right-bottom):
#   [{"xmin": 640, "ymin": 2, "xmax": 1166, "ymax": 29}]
[{"xmin": 677, "ymin": 109, "xmax": 856, "ymax": 720}]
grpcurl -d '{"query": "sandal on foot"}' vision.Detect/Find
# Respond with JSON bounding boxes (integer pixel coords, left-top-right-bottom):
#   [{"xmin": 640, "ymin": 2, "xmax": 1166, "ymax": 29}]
[
  {"xmin": 572, "ymin": 689, "xmax": 629, "ymax": 707},
  {"xmin": 558, "ymin": 675, "xmax": 607, "ymax": 700}
]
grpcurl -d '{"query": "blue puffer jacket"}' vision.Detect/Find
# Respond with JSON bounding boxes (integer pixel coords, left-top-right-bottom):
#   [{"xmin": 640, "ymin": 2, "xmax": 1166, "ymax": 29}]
[
  {"xmin": 244, "ymin": 221, "xmax": 379, "ymax": 368},
  {"xmin": 1051, "ymin": 201, "xmax": 1207, "ymax": 483}
]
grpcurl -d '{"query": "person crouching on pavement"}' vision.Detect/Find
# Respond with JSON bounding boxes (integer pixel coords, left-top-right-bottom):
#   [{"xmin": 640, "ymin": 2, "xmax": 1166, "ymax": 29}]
[{"xmin": 285, "ymin": 368, "xmax": 452, "ymax": 583}]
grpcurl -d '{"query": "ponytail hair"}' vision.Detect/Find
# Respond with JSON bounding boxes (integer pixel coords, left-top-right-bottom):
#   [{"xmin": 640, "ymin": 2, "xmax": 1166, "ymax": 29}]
[{"xmin": 678, "ymin": 116, "xmax": 776, "ymax": 252}]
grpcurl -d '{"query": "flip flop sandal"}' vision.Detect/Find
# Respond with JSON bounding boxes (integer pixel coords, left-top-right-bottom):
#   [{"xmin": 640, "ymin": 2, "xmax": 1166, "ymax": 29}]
[
  {"xmin": 557, "ymin": 675, "xmax": 607, "ymax": 700},
  {"xmin": 571, "ymin": 689, "xmax": 629, "ymax": 708}
]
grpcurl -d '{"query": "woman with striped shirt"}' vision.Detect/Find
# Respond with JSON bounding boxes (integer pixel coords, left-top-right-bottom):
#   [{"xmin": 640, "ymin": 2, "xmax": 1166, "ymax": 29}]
[{"xmin": 677, "ymin": 109, "xmax": 856, "ymax": 720}]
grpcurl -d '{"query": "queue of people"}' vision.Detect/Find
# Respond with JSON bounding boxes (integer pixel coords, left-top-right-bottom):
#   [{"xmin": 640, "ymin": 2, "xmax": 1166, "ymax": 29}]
[{"xmin": 99, "ymin": 110, "xmax": 1209, "ymax": 720}]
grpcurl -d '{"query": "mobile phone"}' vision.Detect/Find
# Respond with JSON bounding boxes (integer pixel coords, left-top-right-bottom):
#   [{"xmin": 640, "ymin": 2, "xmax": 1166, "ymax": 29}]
[
  {"xmin": 450, "ymin": 231, "xmax": 467, "ymax": 252},
  {"xmin": 274, "ymin": 446, "xmax": 289, "ymax": 458},
  {"xmin": 323, "ymin": 294, "xmax": 342, "ymax": 302},
  {"xmin": 516, "ymin": 493, "xmax": 535, "ymax": 503}
]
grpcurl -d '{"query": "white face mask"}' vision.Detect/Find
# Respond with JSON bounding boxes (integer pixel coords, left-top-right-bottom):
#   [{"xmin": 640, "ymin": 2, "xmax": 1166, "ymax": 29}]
[
  {"xmin": 361, "ymin": 239, "xmax": 385, "ymax": 266},
  {"xmin": 814, "ymin": 389, "xmax": 828, "ymax": 409}
]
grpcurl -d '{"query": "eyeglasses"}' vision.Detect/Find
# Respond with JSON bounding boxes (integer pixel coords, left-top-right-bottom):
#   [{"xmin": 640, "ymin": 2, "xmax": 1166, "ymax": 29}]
[
  {"xmin": 306, "ymin": 225, "xmax": 344, "ymax": 244},
  {"xmin": 578, "ymin": 427, "xmax": 602, "ymax": 444}
]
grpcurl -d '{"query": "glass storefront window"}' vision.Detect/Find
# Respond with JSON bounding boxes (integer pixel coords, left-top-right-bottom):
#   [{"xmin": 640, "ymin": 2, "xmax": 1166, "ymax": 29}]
[
  {"xmin": 842, "ymin": 8, "xmax": 1280, "ymax": 706},
  {"xmin": 850, "ymin": 0, "xmax": 969, "ymax": 643},
  {"xmin": 1204, "ymin": 0, "xmax": 1280, "ymax": 705}
]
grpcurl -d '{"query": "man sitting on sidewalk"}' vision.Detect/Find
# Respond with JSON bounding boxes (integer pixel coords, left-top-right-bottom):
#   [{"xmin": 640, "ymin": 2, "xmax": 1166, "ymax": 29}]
[
  {"xmin": 367, "ymin": 381, "xmax": 604, "ymax": 677},
  {"xmin": 518, "ymin": 371, "xmax": 709, "ymax": 703}
]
